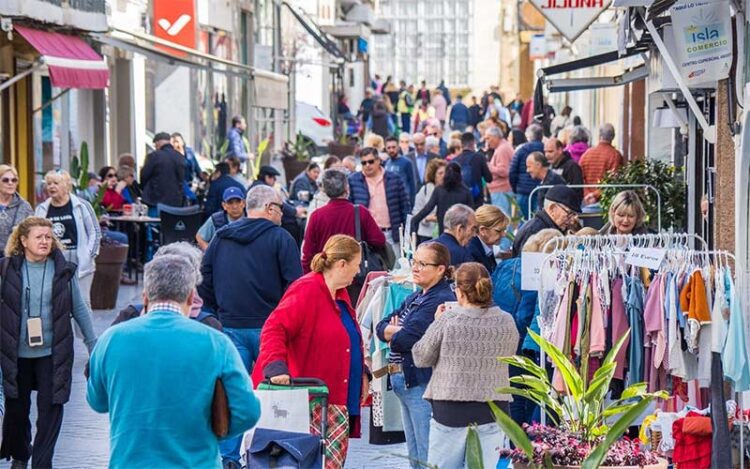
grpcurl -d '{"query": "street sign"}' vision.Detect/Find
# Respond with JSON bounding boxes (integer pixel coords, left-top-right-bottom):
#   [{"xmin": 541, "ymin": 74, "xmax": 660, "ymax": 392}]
[
  {"xmin": 529, "ymin": 0, "xmax": 613, "ymax": 43},
  {"xmin": 153, "ymin": 0, "xmax": 197, "ymax": 56}
]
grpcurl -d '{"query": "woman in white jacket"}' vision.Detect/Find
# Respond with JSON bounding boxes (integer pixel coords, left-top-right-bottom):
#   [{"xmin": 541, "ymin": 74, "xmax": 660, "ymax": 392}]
[
  {"xmin": 35, "ymin": 170, "xmax": 101, "ymax": 307},
  {"xmin": 411, "ymin": 159, "xmax": 447, "ymax": 244}
]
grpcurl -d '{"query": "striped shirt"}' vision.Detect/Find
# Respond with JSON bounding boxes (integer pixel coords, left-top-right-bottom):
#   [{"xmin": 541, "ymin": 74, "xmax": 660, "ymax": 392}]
[{"xmin": 388, "ymin": 294, "xmax": 427, "ymax": 364}]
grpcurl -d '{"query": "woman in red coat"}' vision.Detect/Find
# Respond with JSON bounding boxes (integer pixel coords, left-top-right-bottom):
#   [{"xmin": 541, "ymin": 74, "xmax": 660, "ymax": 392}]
[{"xmin": 252, "ymin": 234, "xmax": 369, "ymax": 468}]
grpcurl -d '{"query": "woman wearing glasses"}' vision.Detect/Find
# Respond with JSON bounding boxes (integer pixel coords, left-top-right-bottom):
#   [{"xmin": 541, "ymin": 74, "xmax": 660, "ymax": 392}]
[
  {"xmin": 98, "ymin": 166, "xmax": 125, "ymax": 213},
  {"xmin": 0, "ymin": 165, "xmax": 33, "ymax": 253},
  {"xmin": 468, "ymin": 205, "xmax": 509, "ymax": 274},
  {"xmin": 375, "ymin": 242, "xmax": 456, "ymax": 468},
  {"xmin": 0, "ymin": 216, "xmax": 97, "ymax": 468}
]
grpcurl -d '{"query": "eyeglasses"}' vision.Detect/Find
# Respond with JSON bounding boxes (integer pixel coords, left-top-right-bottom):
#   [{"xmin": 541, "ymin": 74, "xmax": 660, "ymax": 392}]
[
  {"xmin": 557, "ymin": 204, "xmax": 578, "ymax": 219},
  {"xmin": 106, "ymin": 173, "xmax": 116, "ymax": 179},
  {"xmin": 267, "ymin": 202, "xmax": 283, "ymax": 213},
  {"xmin": 426, "ymin": 133, "xmax": 437, "ymax": 137},
  {"xmin": 361, "ymin": 159, "xmax": 378, "ymax": 166},
  {"xmin": 1, "ymin": 177, "xmax": 18, "ymax": 184},
  {"xmin": 412, "ymin": 260, "xmax": 439, "ymax": 270}
]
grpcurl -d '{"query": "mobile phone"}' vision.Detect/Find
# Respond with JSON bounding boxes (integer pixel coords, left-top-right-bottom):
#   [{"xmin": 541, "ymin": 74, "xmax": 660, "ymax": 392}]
[{"xmin": 27, "ymin": 318, "xmax": 43, "ymax": 347}]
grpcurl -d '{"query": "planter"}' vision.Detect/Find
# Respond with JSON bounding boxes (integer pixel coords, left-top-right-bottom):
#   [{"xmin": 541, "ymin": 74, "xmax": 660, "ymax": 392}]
[
  {"xmin": 282, "ymin": 158, "xmax": 309, "ymax": 184},
  {"xmin": 91, "ymin": 243, "xmax": 129, "ymax": 310},
  {"xmin": 328, "ymin": 142, "xmax": 356, "ymax": 158},
  {"xmin": 512, "ymin": 457, "xmax": 669, "ymax": 469}
]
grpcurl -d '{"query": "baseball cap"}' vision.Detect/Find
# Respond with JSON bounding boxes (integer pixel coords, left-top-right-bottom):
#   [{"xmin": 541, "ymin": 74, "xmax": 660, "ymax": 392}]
[
  {"xmin": 545, "ymin": 185, "xmax": 581, "ymax": 213},
  {"xmin": 153, "ymin": 132, "xmax": 171, "ymax": 143},
  {"xmin": 223, "ymin": 187, "xmax": 245, "ymax": 202},
  {"xmin": 258, "ymin": 165, "xmax": 281, "ymax": 178}
]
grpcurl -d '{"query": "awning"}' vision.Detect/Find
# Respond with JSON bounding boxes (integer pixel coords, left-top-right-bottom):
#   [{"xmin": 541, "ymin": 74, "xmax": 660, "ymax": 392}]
[
  {"xmin": 282, "ymin": 1, "xmax": 346, "ymax": 61},
  {"xmin": 92, "ymin": 28, "xmax": 289, "ymax": 110},
  {"xmin": 15, "ymin": 25, "xmax": 109, "ymax": 89}
]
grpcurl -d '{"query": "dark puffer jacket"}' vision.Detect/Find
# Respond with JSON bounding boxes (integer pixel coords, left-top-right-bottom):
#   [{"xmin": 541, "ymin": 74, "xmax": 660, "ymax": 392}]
[
  {"xmin": 0, "ymin": 250, "xmax": 77, "ymax": 404},
  {"xmin": 348, "ymin": 170, "xmax": 411, "ymax": 243}
]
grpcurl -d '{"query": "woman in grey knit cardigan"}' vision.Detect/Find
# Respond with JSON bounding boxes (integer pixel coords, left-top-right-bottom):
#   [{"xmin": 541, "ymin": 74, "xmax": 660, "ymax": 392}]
[{"xmin": 413, "ymin": 262, "xmax": 519, "ymax": 469}]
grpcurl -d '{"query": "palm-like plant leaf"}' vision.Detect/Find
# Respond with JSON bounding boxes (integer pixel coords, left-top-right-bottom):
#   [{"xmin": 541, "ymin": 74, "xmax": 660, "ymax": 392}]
[
  {"xmin": 488, "ymin": 401, "xmax": 535, "ymax": 462},
  {"xmin": 527, "ymin": 329, "xmax": 583, "ymax": 398},
  {"xmin": 582, "ymin": 398, "xmax": 655, "ymax": 469},
  {"xmin": 499, "ymin": 355, "xmax": 549, "ymax": 382},
  {"xmin": 466, "ymin": 426, "xmax": 484, "ymax": 469}
]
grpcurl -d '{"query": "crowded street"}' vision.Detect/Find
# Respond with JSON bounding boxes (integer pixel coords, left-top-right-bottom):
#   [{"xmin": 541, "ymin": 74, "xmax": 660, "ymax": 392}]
[{"xmin": 1, "ymin": 0, "xmax": 749, "ymax": 468}]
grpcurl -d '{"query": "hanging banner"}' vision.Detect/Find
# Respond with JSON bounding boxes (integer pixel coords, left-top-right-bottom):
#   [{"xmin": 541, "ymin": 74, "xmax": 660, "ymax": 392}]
[
  {"xmin": 153, "ymin": 0, "xmax": 197, "ymax": 57},
  {"xmin": 669, "ymin": 1, "xmax": 732, "ymax": 86},
  {"xmin": 529, "ymin": 0, "xmax": 613, "ymax": 43}
]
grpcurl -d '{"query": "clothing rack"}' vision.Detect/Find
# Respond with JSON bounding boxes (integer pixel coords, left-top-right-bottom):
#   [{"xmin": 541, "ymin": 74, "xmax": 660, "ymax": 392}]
[{"xmin": 541, "ymin": 232, "xmax": 709, "ymax": 254}]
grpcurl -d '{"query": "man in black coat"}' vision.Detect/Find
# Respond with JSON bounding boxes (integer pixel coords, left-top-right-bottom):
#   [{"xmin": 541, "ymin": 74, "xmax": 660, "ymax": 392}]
[
  {"xmin": 141, "ymin": 132, "xmax": 185, "ymax": 208},
  {"xmin": 545, "ymin": 137, "xmax": 584, "ymax": 204},
  {"xmin": 512, "ymin": 185, "xmax": 580, "ymax": 257},
  {"xmin": 452, "ymin": 132, "xmax": 493, "ymax": 208}
]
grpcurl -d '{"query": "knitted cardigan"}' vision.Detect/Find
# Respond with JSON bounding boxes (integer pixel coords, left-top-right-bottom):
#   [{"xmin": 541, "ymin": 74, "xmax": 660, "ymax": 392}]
[{"xmin": 412, "ymin": 305, "xmax": 519, "ymax": 402}]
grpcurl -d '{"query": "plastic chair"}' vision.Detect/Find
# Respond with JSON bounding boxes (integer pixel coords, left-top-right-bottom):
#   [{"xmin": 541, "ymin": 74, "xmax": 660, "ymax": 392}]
[{"xmin": 157, "ymin": 203, "xmax": 203, "ymax": 245}]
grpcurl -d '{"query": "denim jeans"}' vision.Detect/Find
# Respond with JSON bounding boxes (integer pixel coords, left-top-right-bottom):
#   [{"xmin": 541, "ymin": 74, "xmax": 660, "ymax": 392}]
[
  {"xmin": 220, "ymin": 327, "xmax": 262, "ymax": 463},
  {"xmin": 390, "ymin": 373, "xmax": 431, "ymax": 468},
  {"xmin": 428, "ymin": 420, "xmax": 506, "ymax": 469},
  {"xmin": 490, "ymin": 192, "xmax": 514, "ymax": 251}
]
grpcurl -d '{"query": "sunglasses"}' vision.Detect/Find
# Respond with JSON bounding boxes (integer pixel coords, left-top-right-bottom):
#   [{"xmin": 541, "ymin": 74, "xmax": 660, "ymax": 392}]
[
  {"xmin": 361, "ymin": 159, "xmax": 378, "ymax": 166},
  {"xmin": 1, "ymin": 177, "xmax": 18, "ymax": 184},
  {"xmin": 106, "ymin": 173, "xmax": 117, "ymax": 179}
]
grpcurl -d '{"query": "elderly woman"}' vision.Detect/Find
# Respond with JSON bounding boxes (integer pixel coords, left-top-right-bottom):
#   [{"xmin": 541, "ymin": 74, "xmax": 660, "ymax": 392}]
[
  {"xmin": 414, "ymin": 262, "xmax": 518, "ymax": 469},
  {"xmin": 35, "ymin": 170, "xmax": 101, "ymax": 307},
  {"xmin": 600, "ymin": 190, "xmax": 649, "ymax": 235},
  {"xmin": 468, "ymin": 205, "xmax": 509, "ymax": 273},
  {"xmin": 375, "ymin": 242, "xmax": 456, "ymax": 468},
  {"xmin": 253, "ymin": 235, "xmax": 368, "ymax": 469},
  {"xmin": 0, "ymin": 165, "xmax": 33, "ymax": 253},
  {"xmin": 0, "ymin": 216, "xmax": 97, "ymax": 468},
  {"xmin": 411, "ymin": 159, "xmax": 448, "ymax": 244},
  {"xmin": 565, "ymin": 125, "xmax": 590, "ymax": 162},
  {"xmin": 116, "ymin": 165, "xmax": 140, "ymax": 205}
]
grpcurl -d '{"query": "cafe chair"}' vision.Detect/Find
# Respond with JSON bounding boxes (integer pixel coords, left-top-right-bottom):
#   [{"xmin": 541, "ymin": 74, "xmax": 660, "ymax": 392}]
[{"xmin": 157, "ymin": 203, "xmax": 203, "ymax": 245}]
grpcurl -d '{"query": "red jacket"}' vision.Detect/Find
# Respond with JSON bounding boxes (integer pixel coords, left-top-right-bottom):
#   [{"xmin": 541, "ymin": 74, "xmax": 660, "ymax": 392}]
[
  {"xmin": 301, "ymin": 198, "xmax": 386, "ymax": 273},
  {"xmin": 252, "ymin": 272, "xmax": 365, "ymax": 408},
  {"xmin": 102, "ymin": 188, "xmax": 124, "ymax": 211}
]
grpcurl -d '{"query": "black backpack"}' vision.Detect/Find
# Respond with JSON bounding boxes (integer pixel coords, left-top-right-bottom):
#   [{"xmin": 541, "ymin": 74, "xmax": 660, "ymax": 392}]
[{"xmin": 353, "ymin": 205, "xmax": 385, "ymax": 284}]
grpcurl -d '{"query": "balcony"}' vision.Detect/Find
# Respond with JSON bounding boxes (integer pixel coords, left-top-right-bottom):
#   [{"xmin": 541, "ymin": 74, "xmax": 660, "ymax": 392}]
[{"xmin": 0, "ymin": 0, "xmax": 108, "ymax": 31}]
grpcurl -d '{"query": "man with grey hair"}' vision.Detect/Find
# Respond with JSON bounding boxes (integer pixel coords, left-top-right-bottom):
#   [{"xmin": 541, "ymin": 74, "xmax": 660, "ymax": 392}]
[
  {"xmin": 302, "ymin": 169, "xmax": 385, "ymax": 274},
  {"xmin": 579, "ymin": 122, "xmax": 624, "ymax": 206},
  {"xmin": 512, "ymin": 185, "xmax": 580, "ymax": 256},
  {"xmin": 406, "ymin": 132, "xmax": 438, "ymax": 191},
  {"xmin": 87, "ymin": 255, "xmax": 261, "ymax": 468},
  {"xmin": 434, "ymin": 204, "xmax": 476, "ymax": 266},
  {"xmin": 199, "ymin": 184, "xmax": 302, "ymax": 467},
  {"xmin": 509, "ymin": 122, "xmax": 544, "ymax": 218}
]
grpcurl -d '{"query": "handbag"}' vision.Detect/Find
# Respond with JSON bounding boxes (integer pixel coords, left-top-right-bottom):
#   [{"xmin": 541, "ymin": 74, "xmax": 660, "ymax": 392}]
[
  {"xmin": 212, "ymin": 378, "xmax": 230, "ymax": 438},
  {"xmin": 353, "ymin": 205, "xmax": 385, "ymax": 285}
]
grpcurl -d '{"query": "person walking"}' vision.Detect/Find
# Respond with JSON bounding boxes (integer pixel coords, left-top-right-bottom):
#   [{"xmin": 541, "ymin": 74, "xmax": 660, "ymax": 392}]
[
  {"xmin": 485, "ymin": 127, "xmax": 515, "ymax": 216},
  {"xmin": 398, "ymin": 82, "xmax": 414, "ymax": 133},
  {"xmin": 0, "ymin": 165, "xmax": 33, "ymax": 253},
  {"xmin": 468, "ymin": 205, "xmax": 509, "ymax": 273},
  {"xmin": 385, "ymin": 136, "xmax": 416, "ymax": 203},
  {"xmin": 526, "ymin": 151, "xmax": 567, "ymax": 209},
  {"xmin": 302, "ymin": 170, "xmax": 385, "ymax": 273},
  {"xmin": 0, "ymin": 217, "xmax": 97, "ymax": 469},
  {"xmin": 368, "ymin": 100, "xmax": 394, "ymax": 139},
  {"xmin": 411, "ymin": 159, "xmax": 448, "ymax": 244},
  {"xmin": 449, "ymin": 95, "xmax": 470, "ymax": 132},
  {"xmin": 204, "ymin": 162, "xmax": 246, "ymax": 217},
  {"xmin": 413, "ymin": 262, "xmax": 519, "ymax": 469},
  {"xmin": 36, "ymin": 170, "xmax": 101, "ymax": 308},
  {"xmin": 87, "ymin": 254, "xmax": 261, "ymax": 469},
  {"xmin": 225, "ymin": 115, "xmax": 250, "ymax": 163},
  {"xmin": 406, "ymin": 133, "xmax": 438, "ymax": 191},
  {"xmin": 171, "ymin": 132, "xmax": 202, "ymax": 203},
  {"xmin": 196, "ymin": 187, "xmax": 247, "ymax": 250},
  {"xmin": 579, "ymin": 123, "xmax": 624, "ymax": 206},
  {"xmin": 349, "ymin": 147, "xmax": 410, "ymax": 256},
  {"xmin": 431, "ymin": 90, "xmax": 448, "ymax": 129},
  {"xmin": 140, "ymin": 132, "xmax": 185, "ymax": 210},
  {"xmin": 545, "ymin": 137, "xmax": 584, "ymax": 204},
  {"xmin": 452, "ymin": 132, "xmax": 493, "ymax": 208},
  {"xmin": 410, "ymin": 163, "xmax": 474, "ymax": 236},
  {"xmin": 253, "ymin": 235, "xmax": 369, "ymax": 468},
  {"xmin": 565, "ymin": 125, "xmax": 590, "ymax": 163},
  {"xmin": 198, "ymin": 185, "xmax": 303, "ymax": 467},
  {"xmin": 511, "ymin": 185, "xmax": 580, "ymax": 256},
  {"xmin": 433, "ymin": 204, "xmax": 477, "ymax": 267},
  {"xmin": 509, "ymin": 123, "xmax": 544, "ymax": 218},
  {"xmin": 375, "ymin": 242, "xmax": 456, "ymax": 469}
]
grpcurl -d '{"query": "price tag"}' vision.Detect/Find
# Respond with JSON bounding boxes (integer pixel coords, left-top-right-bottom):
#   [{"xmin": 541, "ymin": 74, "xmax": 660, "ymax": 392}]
[
  {"xmin": 521, "ymin": 252, "xmax": 548, "ymax": 291},
  {"xmin": 625, "ymin": 247, "xmax": 666, "ymax": 270}
]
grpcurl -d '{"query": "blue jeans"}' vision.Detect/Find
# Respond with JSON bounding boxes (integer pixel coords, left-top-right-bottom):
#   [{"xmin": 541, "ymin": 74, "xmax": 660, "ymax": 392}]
[
  {"xmin": 220, "ymin": 327, "xmax": 262, "ymax": 463},
  {"xmin": 428, "ymin": 419, "xmax": 505, "ymax": 469},
  {"xmin": 390, "ymin": 372, "xmax": 431, "ymax": 468},
  {"xmin": 401, "ymin": 113, "xmax": 411, "ymax": 133}
]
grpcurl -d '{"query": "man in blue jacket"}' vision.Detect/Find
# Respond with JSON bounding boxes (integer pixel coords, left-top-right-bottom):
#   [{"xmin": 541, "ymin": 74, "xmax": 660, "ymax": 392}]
[
  {"xmin": 87, "ymin": 255, "xmax": 261, "ymax": 469},
  {"xmin": 385, "ymin": 136, "xmax": 416, "ymax": 203},
  {"xmin": 199, "ymin": 184, "xmax": 303, "ymax": 467},
  {"xmin": 509, "ymin": 122, "xmax": 544, "ymax": 218},
  {"xmin": 204, "ymin": 162, "xmax": 246, "ymax": 217},
  {"xmin": 349, "ymin": 147, "xmax": 410, "ymax": 255},
  {"xmin": 434, "ymin": 204, "xmax": 476, "ymax": 266},
  {"xmin": 449, "ymin": 95, "xmax": 470, "ymax": 132},
  {"xmin": 225, "ymin": 115, "xmax": 249, "ymax": 162}
]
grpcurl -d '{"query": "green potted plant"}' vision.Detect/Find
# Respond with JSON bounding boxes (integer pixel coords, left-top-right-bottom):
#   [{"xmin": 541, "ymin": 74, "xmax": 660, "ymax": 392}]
[
  {"xmin": 471, "ymin": 330, "xmax": 668, "ymax": 469},
  {"xmin": 71, "ymin": 141, "xmax": 130, "ymax": 310},
  {"xmin": 281, "ymin": 132, "xmax": 315, "ymax": 182}
]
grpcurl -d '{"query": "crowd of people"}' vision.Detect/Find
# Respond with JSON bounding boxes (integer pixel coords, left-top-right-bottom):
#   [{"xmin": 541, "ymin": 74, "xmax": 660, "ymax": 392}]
[{"xmin": 0, "ymin": 75, "xmax": 653, "ymax": 469}]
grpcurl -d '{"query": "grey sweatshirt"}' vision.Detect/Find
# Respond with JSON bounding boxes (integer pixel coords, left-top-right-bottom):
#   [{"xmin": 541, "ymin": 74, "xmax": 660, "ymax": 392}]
[{"xmin": 0, "ymin": 193, "xmax": 33, "ymax": 252}]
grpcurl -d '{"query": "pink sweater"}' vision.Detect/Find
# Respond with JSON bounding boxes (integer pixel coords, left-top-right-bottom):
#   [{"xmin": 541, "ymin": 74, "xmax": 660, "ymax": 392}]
[{"xmin": 487, "ymin": 139, "xmax": 514, "ymax": 193}]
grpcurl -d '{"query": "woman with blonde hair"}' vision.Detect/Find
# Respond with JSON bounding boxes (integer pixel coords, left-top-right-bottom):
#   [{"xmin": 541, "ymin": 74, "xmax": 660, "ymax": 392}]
[
  {"xmin": 363, "ymin": 133, "xmax": 385, "ymax": 154},
  {"xmin": 0, "ymin": 164, "xmax": 33, "ymax": 252},
  {"xmin": 414, "ymin": 262, "xmax": 518, "ymax": 469},
  {"xmin": 468, "ymin": 205, "xmax": 509, "ymax": 273},
  {"xmin": 252, "ymin": 235, "xmax": 368, "ymax": 468},
  {"xmin": 0, "ymin": 216, "xmax": 97, "ymax": 468},
  {"xmin": 35, "ymin": 170, "xmax": 101, "ymax": 307},
  {"xmin": 600, "ymin": 190, "xmax": 648, "ymax": 235}
]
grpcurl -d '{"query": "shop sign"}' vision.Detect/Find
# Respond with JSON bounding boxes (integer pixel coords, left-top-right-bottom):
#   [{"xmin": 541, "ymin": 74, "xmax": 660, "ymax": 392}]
[
  {"xmin": 670, "ymin": 1, "xmax": 732, "ymax": 86},
  {"xmin": 530, "ymin": 34, "xmax": 547, "ymax": 60},
  {"xmin": 153, "ymin": 0, "xmax": 197, "ymax": 56},
  {"xmin": 529, "ymin": 0, "xmax": 612, "ymax": 42},
  {"xmin": 589, "ymin": 23, "xmax": 618, "ymax": 56}
]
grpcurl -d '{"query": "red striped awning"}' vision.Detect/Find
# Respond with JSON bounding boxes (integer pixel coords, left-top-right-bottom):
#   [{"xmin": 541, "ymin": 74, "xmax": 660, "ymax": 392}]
[{"xmin": 15, "ymin": 25, "xmax": 109, "ymax": 89}]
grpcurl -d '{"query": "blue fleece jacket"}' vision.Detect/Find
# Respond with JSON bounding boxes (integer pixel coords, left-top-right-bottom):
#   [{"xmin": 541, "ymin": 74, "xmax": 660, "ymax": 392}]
[
  {"xmin": 492, "ymin": 258, "xmax": 538, "ymax": 351},
  {"xmin": 349, "ymin": 171, "xmax": 411, "ymax": 242},
  {"xmin": 509, "ymin": 140, "xmax": 544, "ymax": 196},
  {"xmin": 434, "ymin": 232, "xmax": 473, "ymax": 267},
  {"xmin": 199, "ymin": 218, "xmax": 303, "ymax": 329}
]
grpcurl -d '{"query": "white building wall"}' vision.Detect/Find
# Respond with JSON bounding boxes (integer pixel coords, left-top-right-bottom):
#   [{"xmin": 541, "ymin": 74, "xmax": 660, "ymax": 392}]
[{"xmin": 155, "ymin": 67, "xmax": 193, "ymax": 144}]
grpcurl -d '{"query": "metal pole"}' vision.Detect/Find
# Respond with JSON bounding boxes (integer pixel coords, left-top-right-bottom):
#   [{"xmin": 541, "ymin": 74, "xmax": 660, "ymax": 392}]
[{"xmin": 0, "ymin": 61, "xmax": 42, "ymax": 93}]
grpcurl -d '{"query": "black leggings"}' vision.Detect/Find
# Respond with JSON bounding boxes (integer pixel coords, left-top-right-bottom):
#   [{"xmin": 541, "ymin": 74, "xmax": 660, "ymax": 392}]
[{"xmin": 1, "ymin": 356, "xmax": 64, "ymax": 468}]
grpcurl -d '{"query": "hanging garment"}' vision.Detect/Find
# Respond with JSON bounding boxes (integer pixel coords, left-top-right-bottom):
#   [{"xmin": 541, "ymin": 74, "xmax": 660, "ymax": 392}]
[
  {"xmin": 722, "ymin": 271, "xmax": 750, "ymax": 391},
  {"xmin": 589, "ymin": 274, "xmax": 606, "ymax": 356},
  {"xmin": 624, "ymin": 275, "xmax": 645, "ymax": 386},
  {"xmin": 610, "ymin": 277, "xmax": 629, "ymax": 380},
  {"xmin": 643, "ymin": 275, "xmax": 667, "ymax": 392},
  {"xmin": 710, "ymin": 267, "xmax": 729, "ymax": 353},
  {"xmin": 672, "ymin": 412, "xmax": 712, "ymax": 469},
  {"xmin": 679, "ymin": 270, "xmax": 711, "ymax": 353}
]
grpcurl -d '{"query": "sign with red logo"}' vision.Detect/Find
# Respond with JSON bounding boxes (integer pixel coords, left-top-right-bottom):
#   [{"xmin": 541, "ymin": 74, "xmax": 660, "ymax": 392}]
[
  {"xmin": 529, "ymin": 0, "xmax": 612, "ymax": 42},
  {"xmin": 153, "ymin": 0, "xmax": 196, "ymax": 56}
]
